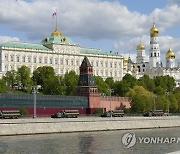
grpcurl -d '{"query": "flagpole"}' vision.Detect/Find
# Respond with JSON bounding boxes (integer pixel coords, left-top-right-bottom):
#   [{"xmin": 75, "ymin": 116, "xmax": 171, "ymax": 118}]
[{"xmin": 56, "ymin": 9, "xmax": 57, "ymax": 28}]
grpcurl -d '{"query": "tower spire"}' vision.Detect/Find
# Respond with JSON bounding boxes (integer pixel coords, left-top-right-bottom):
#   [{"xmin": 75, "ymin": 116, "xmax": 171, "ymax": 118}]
[{"xmin": 153, "ymin": 17, "xmax": 156, "ymax": 25}]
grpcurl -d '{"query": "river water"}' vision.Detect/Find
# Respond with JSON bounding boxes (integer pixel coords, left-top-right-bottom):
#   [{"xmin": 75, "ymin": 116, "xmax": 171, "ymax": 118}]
[{"xmin": 0, "ymin": 127, "xmax": 180, "ymax": 154}]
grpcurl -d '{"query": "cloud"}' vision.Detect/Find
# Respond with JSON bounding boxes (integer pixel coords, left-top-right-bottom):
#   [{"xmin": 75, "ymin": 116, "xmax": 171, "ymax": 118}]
[
  {"xmin": 169, "ymin": 0, "xmax": 180, "ymax": 5},
  {"xmin": 0, "ymin": 0, "xmax": 149, "ymax": 40},
  {"xmin": 0, "ymin": 0, "xmax": 180, "ymax": 42},
  {"xmin": 0, "ymin": 36, "xmax": 20, "ymax": 43}
]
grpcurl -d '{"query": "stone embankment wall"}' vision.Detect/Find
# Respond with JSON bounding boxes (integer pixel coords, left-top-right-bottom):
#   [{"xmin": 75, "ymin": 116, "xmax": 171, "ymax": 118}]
[{"xmin": 0, "ymin": 116, "xmax": 180, "ymax": 136}]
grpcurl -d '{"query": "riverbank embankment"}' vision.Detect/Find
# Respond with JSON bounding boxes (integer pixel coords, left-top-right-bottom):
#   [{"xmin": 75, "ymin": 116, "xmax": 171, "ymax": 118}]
[{"xmin": 0, "ymin": 116, "xmax": 180, "ymax": 136}]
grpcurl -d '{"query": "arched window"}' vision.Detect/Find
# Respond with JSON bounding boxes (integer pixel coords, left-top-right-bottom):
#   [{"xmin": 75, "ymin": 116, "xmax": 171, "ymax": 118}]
[{"xmin": 137, "ymin": 66, "xmax": 141, "ymax": 72}]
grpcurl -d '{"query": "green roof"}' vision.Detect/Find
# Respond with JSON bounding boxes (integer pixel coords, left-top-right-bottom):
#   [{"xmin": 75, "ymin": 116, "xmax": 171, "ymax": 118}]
[
  {"xmin": 0, "ymin": 41, "xmax": 51, "ymax": 51},
  {"xmin": 80, "ymin": 47, "xmax": 122, "ymax": 57}
]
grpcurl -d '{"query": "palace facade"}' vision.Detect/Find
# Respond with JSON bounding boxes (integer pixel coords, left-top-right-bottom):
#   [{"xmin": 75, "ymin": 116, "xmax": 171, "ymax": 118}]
[{"xmin": 0, "ymin": 27, "xmax": 124, "ymax": 81}]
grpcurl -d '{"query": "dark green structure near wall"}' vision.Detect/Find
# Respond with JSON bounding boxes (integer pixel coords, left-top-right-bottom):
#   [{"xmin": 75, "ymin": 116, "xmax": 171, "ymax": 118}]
[{"xmin": 0, "ymin": 93, "xmax": 88, "ymax": 108}]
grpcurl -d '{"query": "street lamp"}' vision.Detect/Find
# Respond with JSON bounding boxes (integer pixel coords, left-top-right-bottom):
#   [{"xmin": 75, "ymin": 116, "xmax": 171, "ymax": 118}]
[
  {"xmin": 165, "ymin": 91, "xmax": 170, "ymax": 115},
  {"xmin": 152, "ymin": 94, "xmax": 157, "ymax": 111},
  {"xmin": 32, "ymin": 87, "xmax": 37, "ymax": 118},
  {"xmin": 101, "ymin": 93, "xmax": 106, "ymax": 114},
  {"xmin": 109, "ymin": 89, "xmax": 114, "ymax": 118}
]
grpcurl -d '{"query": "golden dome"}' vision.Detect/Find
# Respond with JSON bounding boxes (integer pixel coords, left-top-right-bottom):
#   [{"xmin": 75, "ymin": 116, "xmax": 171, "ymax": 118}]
[
  {"xmin": 51, "ymin": 27, "xmax": 63, "ymax": 37},
  {"xmin": 136, "ymin": 43, "xmax": 145, "ymax": 50},
  {"xmin": 150, "ymin": 24, "xmax": 159, "ymax": 37},
  {"xmin": 123, "ymin": 58, "xmax": 128, "ymax": 64},
  {"xmin": 165, "ymin": 48, "xmax": 175, "ymax": 59}
]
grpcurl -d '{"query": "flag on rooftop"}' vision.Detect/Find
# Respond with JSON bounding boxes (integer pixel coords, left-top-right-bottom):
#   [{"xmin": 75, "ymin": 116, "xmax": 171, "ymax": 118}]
[{"xmin": 52, "ymin": 12, "xmax": 56, "ymax": 19}]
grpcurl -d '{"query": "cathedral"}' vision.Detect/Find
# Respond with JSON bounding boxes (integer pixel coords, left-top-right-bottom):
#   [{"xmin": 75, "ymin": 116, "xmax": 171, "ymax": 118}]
[{"xmin": 124, "ymin": 22, "xmax": 180, "ymax": 87}]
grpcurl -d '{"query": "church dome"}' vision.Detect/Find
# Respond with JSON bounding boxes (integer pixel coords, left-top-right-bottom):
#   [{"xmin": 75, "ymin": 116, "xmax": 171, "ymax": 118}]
[
  {"xmin": 136, "ymin": 43, "xmax": 145, "ymax": 50},
  {"xmin": 166, "ymin": 48, "xmax": 175, "ymax": 59},
  {"xmin": 51, "ymin": 27, "xmax": 63, "ymax": 37},
  {"xmin": 150, "ymin": 24, "xmax": 159, "ymax": 37}
]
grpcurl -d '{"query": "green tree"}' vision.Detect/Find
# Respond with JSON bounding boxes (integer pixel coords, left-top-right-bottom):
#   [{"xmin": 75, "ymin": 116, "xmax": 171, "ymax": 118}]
[
  {"xmin": 123, "ymin": 73, "xmax": 137, "ymax": 88},
  {"xmin": 64, "ymin": 71, "xmax": 78, "ymax": 95},
  {"xmin": 137, "ymin": 74, "xmax": 155, "ymax": 92},
  {"xmin": 43, "ymin": 76, "xmax": 66, "ymax": 95},
  {"xmin": 168, "ymin": 93, "xmax": 178, "ymax": 112},
  {"xmin": 127, "ymin": 86, "xmax": 153, "ymax": 113},
  {"xmin": 154, "ymin": 76, "xmax": 176, "ymax": 92},
  {"xmin": 174, "ymin": 89, "xmax": 180, "ymax": 112},
  {"xmin": 32, "ymin": 66, "xmax": 55, "ymax": 90},
  {"xmin": 154, "ymin": 86, "xmax": 166, "ymax": 96},
  {"xmin": 94, "ymin": 76, "xmax": 109, "ymax": 95},
  {"xmin": 0, "ymin": 79, "xmax": 8, "ymax": 93},
  {"xmin": 155, "ymin": 96, "xmax": 168, "ymax": 111},
  {"xmin": 105, "ymin": 77, "xmax": 114, "ymax": 89},
  {"xmin": 114, "ymin": 80, "xmax": 130, "ymax": 97},
  {"xmin": 17, "ymin": 65, "xmax": 31, "ymax": 90},
  {"xmin": 3, "ymin": 70, "xmax": 19, "ymax": 89}
]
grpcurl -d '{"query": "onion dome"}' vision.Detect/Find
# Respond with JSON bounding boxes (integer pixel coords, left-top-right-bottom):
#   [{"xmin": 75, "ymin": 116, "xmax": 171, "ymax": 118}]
[
  {"xmin": 150, "ymin": 24, "xmax": 159, "ymax": 37},
  {"xmin": 165, "ymin": 48, "xmax": 175, "ymax": 59},
  {"xmin": 51, "ymin": 27, "xmax": 63, "ymax": 37},
  {"xmin": 136, "ymin": 43, "xmax": 145, "ymax": 50}
]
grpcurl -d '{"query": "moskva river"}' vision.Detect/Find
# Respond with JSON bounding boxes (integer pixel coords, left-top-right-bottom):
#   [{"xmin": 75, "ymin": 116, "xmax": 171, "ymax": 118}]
[{"xmin": 0, "ymin": 127, "xmax": 180, "ymax": 154}]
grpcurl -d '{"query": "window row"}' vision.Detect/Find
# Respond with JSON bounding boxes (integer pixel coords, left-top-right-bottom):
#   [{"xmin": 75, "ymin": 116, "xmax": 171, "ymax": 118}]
[
  {"xmin": 150, "ymin": 52, "xmax": 160, "ymax": 57},
  {"xmin": 4, "ymin": 55, "xmax": 82, "ymax": 65},
  {"xmin": 92, "ymin": 61, "xmax": 121, "ymax": 68},
  {"xmin": 4, "ymin": 55, "xmax": 122, "ymax": 68}
]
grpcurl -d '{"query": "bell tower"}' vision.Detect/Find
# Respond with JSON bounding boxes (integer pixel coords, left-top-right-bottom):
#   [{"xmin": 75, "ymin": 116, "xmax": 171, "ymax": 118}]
[{"xmin": 149, "ymin": 22, "xmax": 162, "ymax": 68}]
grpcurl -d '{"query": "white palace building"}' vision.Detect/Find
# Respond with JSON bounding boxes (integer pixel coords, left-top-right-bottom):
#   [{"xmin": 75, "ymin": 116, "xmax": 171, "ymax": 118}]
[{"xmin": 0, "ymin": 27, "xmax": 124, "ymax": 81}]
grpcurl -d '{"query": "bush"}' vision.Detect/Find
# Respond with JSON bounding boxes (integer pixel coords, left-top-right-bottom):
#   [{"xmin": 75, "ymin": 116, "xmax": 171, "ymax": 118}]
[
  {"xmin": 19, "ymin": 108, "xmax": 29, "ymax": 116},
  {"xmin": 93, "ymin": 108, "xmax": 103, "ymax": 116}
]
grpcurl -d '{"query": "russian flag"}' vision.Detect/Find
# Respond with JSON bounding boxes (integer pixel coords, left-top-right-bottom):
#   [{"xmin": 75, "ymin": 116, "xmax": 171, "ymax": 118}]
[{"xmin": 52, "ymin": 12, "xmax": 56, "ymax": 18}]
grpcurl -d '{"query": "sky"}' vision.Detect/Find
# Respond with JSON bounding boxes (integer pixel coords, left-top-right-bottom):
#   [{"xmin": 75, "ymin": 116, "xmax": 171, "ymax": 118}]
[{"xmin": 0, "ymin": 0, "xmax": 180, "ymax": 65}]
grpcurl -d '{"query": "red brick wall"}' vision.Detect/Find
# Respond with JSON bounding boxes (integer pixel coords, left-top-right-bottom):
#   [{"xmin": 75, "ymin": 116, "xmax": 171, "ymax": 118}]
[{"xmin": 89, "ymin": 96, "xmax": 131, "ymax": 111}]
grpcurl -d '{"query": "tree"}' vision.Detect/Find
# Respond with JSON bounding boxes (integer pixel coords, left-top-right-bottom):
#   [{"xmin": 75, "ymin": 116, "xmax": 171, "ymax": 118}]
[
  {"xmin": 137, "ymin": 74, "xmax": 155, "ymax": 92},
  {"xmin": 127, "ymin": 86, "xmax": 153, "ymax": 113},
  {"xmin": 169, "ymin": 93, "xmax": 178, "ymax": 112},
  {"xmin": 154, "ymin": 86, "xmax": 166, "ymax": 96},
  {"xmin": 0, "ymin": 79, "xmax": 8, "ymax": 93},
  {"xmin": 154, "ymin": 76, "xmax": 176, "ymax": 92},
  {"xmin": 105, "ymin": 77, "xmax": 114, "ymax": 89},
  {"xmin": 94, "ymin": 76, "xmax": 109, "ymax": 95},
  {"xmin": 174, "ymin": 89, "xmax": 180, "ymax": 112},
  {"xmin": 17, "ymin": 65, "xmax": 31, "ymax": 90},
  {"xmin": 43, "ymin": 76, "xmax": 66, "ymax": 95},
  {"xmin": 3, "ymin": 70, "xmax": 19, "ymax": 89},
  {"xmin": 114, "ymin": 80, "xmax": 130, "ymax": 97},
  {"xmin": 122, "ymin": 73, "xmax": 137, "ymax": 88},
  {"xmin": 155, "ymin": 96, "xmax": 168, "ymax": 111},
  {"xmin": 64, "ymin": 71, "xmax": 78, "ymax": 95},
  {"xmin": 32, "ymin": 66, "xmax": 55, "ymax": 90}
]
